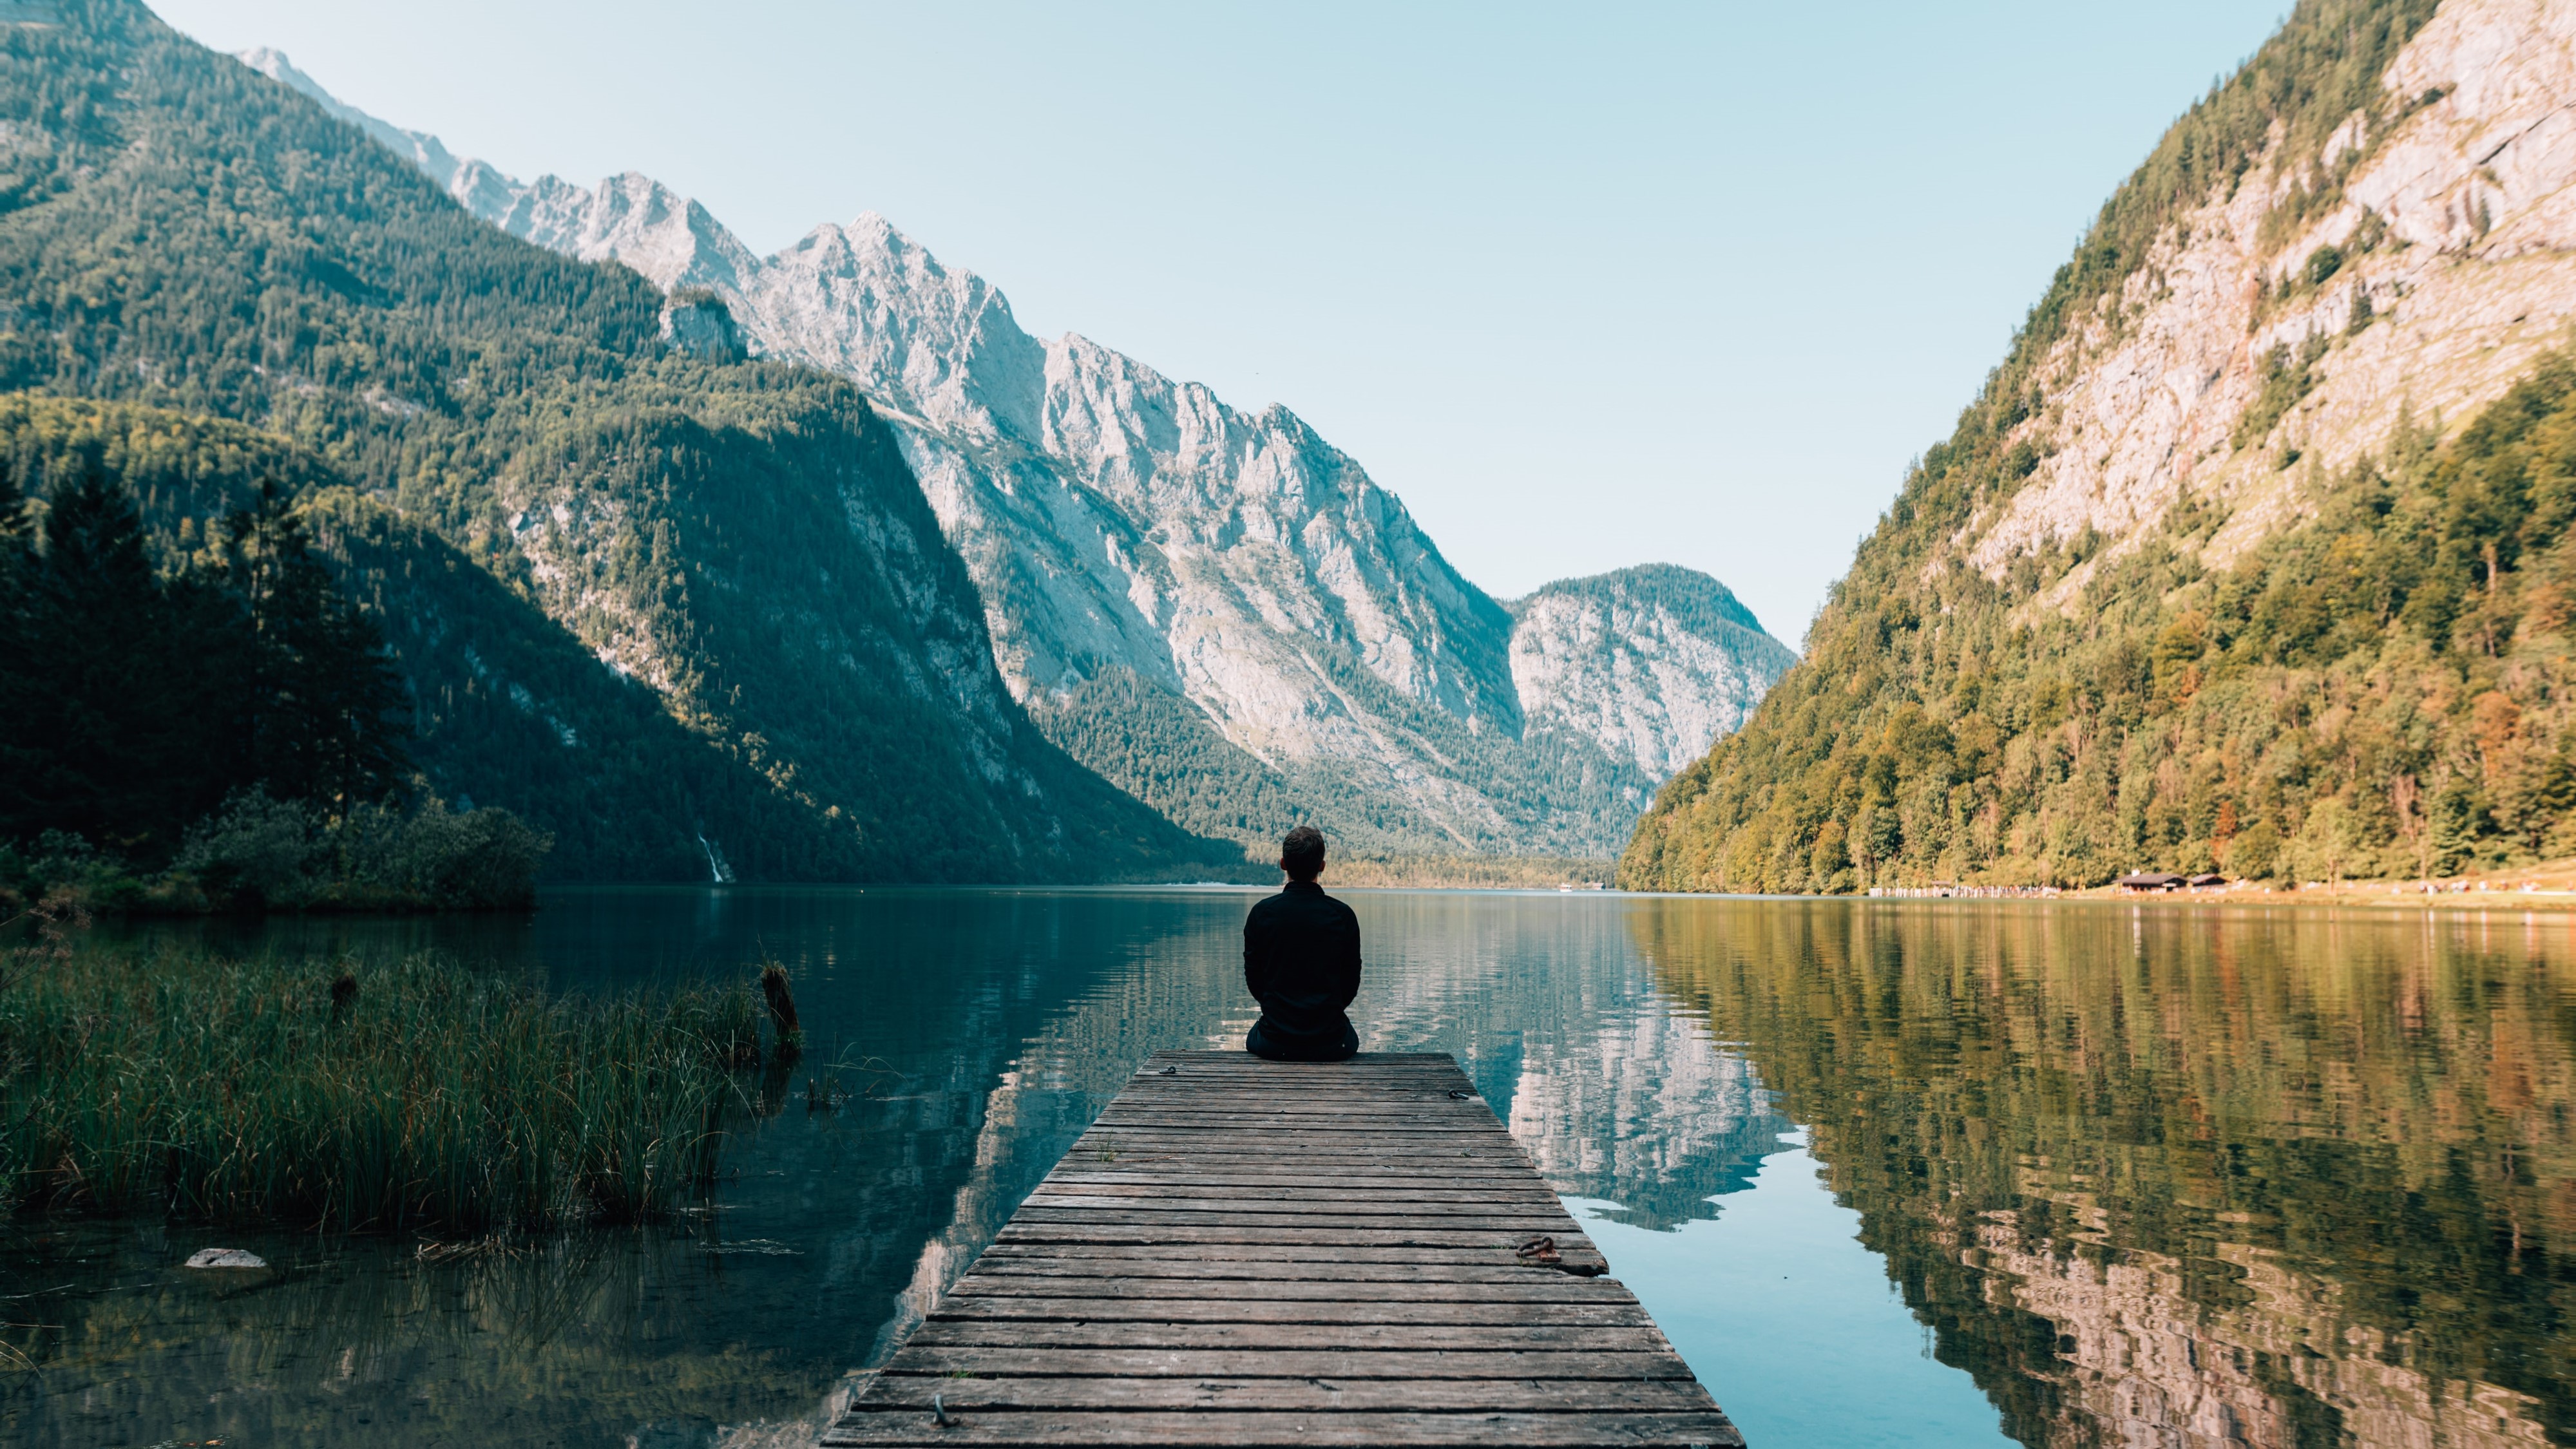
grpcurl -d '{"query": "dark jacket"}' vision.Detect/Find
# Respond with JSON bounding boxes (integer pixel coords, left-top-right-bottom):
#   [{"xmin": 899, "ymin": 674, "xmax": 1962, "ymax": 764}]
[{"xmin": 1243, "ymin": 881, "xmax": 1362, "ymax": 1050}]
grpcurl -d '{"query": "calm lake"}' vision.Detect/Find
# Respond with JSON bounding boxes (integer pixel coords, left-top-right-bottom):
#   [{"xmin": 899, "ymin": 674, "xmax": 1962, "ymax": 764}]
[{"xmin": 6, "ymin": 887, "xmax": 2571, "ymax": 1448}]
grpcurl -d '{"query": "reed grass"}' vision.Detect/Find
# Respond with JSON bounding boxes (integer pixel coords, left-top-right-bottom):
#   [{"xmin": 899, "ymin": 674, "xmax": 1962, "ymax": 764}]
[{"xmin": 0, "ymin": 940, "xmax": 760, "ymax": 1232}]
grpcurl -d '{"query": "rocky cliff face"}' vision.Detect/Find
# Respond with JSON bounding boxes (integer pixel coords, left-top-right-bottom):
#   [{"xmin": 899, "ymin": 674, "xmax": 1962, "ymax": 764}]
[
  {"xmin": 1625, "ymin": 0, "xmax": 2576, "ymax": 893},
  {"xmin": 1510, "ymin": 566, "xmax": 1799, "ymax": 780},
  {"xmin": 241, "ymin": 49, "xmax": 1795, "ymax": 857},
  {"xmin": 1962, "ymin": 0, "xmax": 2576, "ymax": 603}
]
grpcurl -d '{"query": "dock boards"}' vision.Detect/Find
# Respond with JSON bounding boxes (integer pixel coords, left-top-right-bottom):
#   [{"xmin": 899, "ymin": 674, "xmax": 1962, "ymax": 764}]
[{"xmin": 821, "ymin": 1050, "xmax": 1742, "ymax": 1448}]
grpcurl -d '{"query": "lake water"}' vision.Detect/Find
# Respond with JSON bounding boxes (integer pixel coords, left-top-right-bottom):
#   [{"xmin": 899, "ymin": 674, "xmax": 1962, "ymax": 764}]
[{"xmin": 6, "ymin": 888, "xmax": 2571, "ymax": 1448}]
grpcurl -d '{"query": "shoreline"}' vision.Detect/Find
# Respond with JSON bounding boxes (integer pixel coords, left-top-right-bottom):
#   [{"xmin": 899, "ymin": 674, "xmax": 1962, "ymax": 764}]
[{"xmin": 1862, "ymin": 857, "xmax": 2576, "ymax": 912}]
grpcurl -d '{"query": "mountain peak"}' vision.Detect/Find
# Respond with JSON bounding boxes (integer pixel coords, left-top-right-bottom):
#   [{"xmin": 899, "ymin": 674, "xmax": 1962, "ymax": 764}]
[
  {"xmin": 1517, "ymin": 563, "xmax": 1770, "ymax": 641},
  {"xmin": 1509, "ymin": 565, "xmax": 1796, "ymax": 779},
  {"xmin": 235, "ymin": 44, "xmax": 1789, "ymax": 855}
]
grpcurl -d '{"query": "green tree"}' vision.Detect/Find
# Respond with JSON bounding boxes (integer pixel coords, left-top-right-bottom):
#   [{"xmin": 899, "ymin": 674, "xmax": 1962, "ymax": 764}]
[
  {"xmin": 1621, "ymin": 1, "xmax": 2576, "ymax": 896},
  {"xmin": 213, "ymin": 482, "xmax": 410, "ymax": 818},
  {"xmin": 1, "ymin": 469, "xmax": 243, "ymax": 858}
]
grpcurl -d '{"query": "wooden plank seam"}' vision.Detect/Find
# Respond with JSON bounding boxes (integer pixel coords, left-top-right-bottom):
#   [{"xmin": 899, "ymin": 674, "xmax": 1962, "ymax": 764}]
[{"xmin": 820, "ymin": 1050, "xmax": 1744, "ymax": 1448}]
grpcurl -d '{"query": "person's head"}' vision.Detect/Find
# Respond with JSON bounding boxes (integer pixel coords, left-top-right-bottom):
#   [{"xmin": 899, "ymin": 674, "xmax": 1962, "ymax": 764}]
[{"xmin": 1280, "ymin": 824, "xmax": 1326, "ymax": 883}]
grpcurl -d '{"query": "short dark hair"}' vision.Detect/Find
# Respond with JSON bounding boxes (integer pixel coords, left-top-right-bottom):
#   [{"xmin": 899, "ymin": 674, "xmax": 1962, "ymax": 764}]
[{"xmin": 1280, "ymin": 824, "xmax": 1326, "ymax": 880}]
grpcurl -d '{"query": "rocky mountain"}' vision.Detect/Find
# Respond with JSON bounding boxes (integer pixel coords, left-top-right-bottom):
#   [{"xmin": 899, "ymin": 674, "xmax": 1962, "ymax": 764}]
[
  {"xmin": 240, "ymin": 48, "xmax": 1797, "ymax": 858},
  {"xmin": 0, "ymin": 3, "xmax": 1232, "ymax": 883},
  {"xmin": 1627, "ymin": 0, "xmax": 2576, "ymax": 891},
  {"xmin": 1510, "ymin": 565, "xmax": 1797, "ymax": 781}
]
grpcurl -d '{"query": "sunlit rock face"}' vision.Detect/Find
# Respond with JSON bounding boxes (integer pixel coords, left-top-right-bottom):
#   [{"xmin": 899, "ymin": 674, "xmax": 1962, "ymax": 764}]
[
  {"xmin": 1944, "ymin": 0, "xmax": 2576, "ymax": 608},
  {"xmin": 1509, "ymin": 565, "xmax": 1798, "ymax": 780},
  {"xmin": 240, "ymin": 48, "xmax": 1795, "ymax": 856}
]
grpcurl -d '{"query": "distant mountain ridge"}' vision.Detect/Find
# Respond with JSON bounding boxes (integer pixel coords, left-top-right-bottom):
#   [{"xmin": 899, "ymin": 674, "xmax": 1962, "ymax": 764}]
[{"xmin": 241, "ymin": 47, "xmax": 1796, "ymax": 857}]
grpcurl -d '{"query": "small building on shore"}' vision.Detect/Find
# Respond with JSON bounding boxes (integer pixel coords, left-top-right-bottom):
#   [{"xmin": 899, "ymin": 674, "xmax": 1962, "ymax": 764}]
[{"xmin": 2119, "ymin": 872, "xmax": 2187, "ymax": 893}]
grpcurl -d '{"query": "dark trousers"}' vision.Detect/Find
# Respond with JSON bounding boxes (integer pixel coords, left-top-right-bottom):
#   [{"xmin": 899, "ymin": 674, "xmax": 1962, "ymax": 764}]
[{"xmin": 1245, "ymin": 1019, "xmax": 1359, "ymax": 1062}]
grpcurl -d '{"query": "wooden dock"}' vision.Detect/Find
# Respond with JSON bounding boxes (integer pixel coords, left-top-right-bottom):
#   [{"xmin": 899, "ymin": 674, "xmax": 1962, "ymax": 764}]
[{"xmin": 821, "ymin": 1050, "xmax": 1741, "ymax": 1448}]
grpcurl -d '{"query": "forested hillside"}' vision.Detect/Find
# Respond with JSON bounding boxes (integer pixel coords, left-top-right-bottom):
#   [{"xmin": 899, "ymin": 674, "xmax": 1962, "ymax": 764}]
[
  {"xmin": 1625, "ymin": 0, "xmax": 2576, "ymax": 891},
  {"xmin": 0, "ymin": 2, "xmax": 1233, "ymax": 882}
]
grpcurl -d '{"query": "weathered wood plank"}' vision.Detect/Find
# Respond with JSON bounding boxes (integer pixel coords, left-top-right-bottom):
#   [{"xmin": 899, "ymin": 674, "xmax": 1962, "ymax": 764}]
[
  {"xmin": 991, "ymin": 1224, "xmax": 1589, "ymax": 1249},
  {"xmin": 822, "ymin": 1410, "xmax": 1745, "ymax": 1448},
  {"xmin": 1094, "ymin": 1109, "xmax": 1500, "ymax": 1121},
  {"xmin": 877, "ymin": 1347, "xmax": 1697, "ymax": 1380},
  {"xmin": 1031, "ymin": 1178, "xmax": 1551, "ymax": 1195},
  {"xmin": 817, "ymin": 1051, "xmax": 1733, "ymax": 1448},
  {"xmin": 986, "ymin": 1220, "xmax": 1610, "ymax": 1274},
  {"xmin": 1071, "ymin": 1128, "xmax": 1525, "ymax": 1145},
  {"xmin": 859, "ymin": 1377, "xmax": 1721, "ymax": 1413},
  {"xmin": 1089, "ymin": 1095, "xmax": 1500, "ymax": 1106},
  {"xmin": 1035, "ymin": 1180, "xmax": 1552, "ymax": 1197},
  {"xmin": 1136, "ymin": 1055, "xmax": 1458, "ymax": 1064},
  {"xmin": 1007, "ymin": 1209, "xmax": 1582, "ymax": 1233},
  {"xmin": 945, "ymin": 1278, "xmax": 1618, "ymax": 1304},
  {"xmin": 906, "ymin": 1320, "xmax": 1663, "ymax": 1350},
  {"xmin": 1050, "ymin": 1173, "xmax": 1559, "ymax": 1190},
  {"xmin": 1083, "ymin": 1117, "xmax": 1514, "ymax": 1133},
  {"xmin": 966, "ymin": 1258, "xmax": 1576, "ymax": 1283},
  {"xmin": 971, "ymin": 1242, "xmax": 1561, "ymax": 1265},
  {"xmin": 969, "ymin": 1247, "xmax": 1599, "ymax": 1274},
  {"xmin": 1063, "ymin": 1152, "xmax": 1538, "ymax": 1170},
  {"xmin": 1041, "ymin": 1166, "xmax": 1545, "ymax": 1181},
  {"xmin": 925, "ymin": 1299, "xmax": 1656, "ymax": 1328},
  {"xmin": 1059, "ymin": 1156, "xmax": 1549, "ymax": 1175},
  {"xmin": 1026, "ymin": 1194, "xmax": 1574, "ymax": 1217}
]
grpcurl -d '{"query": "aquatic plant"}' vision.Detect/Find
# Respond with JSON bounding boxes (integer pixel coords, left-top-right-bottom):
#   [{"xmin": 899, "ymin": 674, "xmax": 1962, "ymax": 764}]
[{"xmin": 0, "ymin": 941, "xmax": 759, "ymax": 1231}]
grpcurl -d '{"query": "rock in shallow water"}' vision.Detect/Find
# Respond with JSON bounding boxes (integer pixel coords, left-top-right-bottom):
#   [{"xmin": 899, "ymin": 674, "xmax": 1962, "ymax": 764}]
[{"xmin": 184, "ymin": 1247, "xmax": 266, "ymax": 1269}]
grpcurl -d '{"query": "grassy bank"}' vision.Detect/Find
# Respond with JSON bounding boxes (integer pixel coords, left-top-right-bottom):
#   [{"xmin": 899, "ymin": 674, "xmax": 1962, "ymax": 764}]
[{"xmin": 0, "ymin": 930, "xmax": 759, "ymax": 1232}]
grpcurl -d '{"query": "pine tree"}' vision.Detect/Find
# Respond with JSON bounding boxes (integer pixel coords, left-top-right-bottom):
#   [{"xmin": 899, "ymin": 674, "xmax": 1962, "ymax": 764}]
[
  {"xmin": 216, "ymin": 482, "xmax": 410, "ymax": 818},
  {"xmin": 0, "ymin": 457, "xmax": 33, "ymax": 835},
  {"xmin": 6, "ymin": 469, "xmax": 233, "ymax": 856}
]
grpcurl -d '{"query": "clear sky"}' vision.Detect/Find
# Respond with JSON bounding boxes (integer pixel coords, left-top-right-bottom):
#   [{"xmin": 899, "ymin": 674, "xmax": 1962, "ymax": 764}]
[{"xmin": 149, "ymin": 1, "xmax": 2287, "ymax": 647}]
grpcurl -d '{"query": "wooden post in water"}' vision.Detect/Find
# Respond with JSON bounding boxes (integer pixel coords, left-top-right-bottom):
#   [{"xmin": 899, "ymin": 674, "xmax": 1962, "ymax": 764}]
[{"xmin": 821, "ymin": 1050, "xmax": 1742, "ymax": 1448}]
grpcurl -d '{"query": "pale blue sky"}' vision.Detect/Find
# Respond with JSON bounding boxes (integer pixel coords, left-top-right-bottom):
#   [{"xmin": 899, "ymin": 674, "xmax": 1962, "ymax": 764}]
[{"xmin": 149, "ymin": 1, "xmax": 2285, "ymax": 646}]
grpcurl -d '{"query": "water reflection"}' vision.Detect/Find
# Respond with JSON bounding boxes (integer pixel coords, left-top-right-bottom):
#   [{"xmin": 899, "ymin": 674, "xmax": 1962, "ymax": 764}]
[
  {"xmin": 6, "ymin": 888, "xmax": 1799, "ymax": 1448},
  {"xmin": 6, "ymin": 889, "xmax": 2568, "ymax": 1449},
  {"xmin": 1631, "ymin": 898, "xmax": 2576, "ymax": 1448}
]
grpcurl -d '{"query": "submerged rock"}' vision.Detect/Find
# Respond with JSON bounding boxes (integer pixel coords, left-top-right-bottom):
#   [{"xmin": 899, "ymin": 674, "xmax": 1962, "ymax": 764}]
[{"xmin": 184, "ymin": 1247, "xmax": 267, "ymax": 1269}]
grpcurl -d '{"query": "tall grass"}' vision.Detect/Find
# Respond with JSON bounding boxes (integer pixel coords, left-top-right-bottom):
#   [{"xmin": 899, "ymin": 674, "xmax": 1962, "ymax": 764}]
[{"xmin": 0, "ymin": 938, "xmax": 759, "ymax": 1232}]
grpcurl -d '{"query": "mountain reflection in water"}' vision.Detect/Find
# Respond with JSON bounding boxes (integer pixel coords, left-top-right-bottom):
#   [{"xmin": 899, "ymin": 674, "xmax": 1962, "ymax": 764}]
[
  {"xmin": 1631, "ymin": 898, "xmax": 2575, "ymax": 1448},
  {"xmin": 3, "ymin": 889, "xmax": 2566, "ymax": 1448}
]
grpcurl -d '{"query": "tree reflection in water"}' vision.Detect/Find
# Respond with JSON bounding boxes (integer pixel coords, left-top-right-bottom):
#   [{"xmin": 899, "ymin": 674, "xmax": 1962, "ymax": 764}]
[
  {"xmin": 8, "ymin": 889, "xmax": 2568, "ymax": 1449},
  {"xmin": 1632, "ymin": 898, "xmax": 2575, "ymax": 1448}
]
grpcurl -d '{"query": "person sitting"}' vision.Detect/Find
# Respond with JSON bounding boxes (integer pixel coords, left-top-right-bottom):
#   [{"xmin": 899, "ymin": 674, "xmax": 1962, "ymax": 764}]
[{"xmin": 1242, "ymin": 824, "xmax": 1361, "ymax": 1062}]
